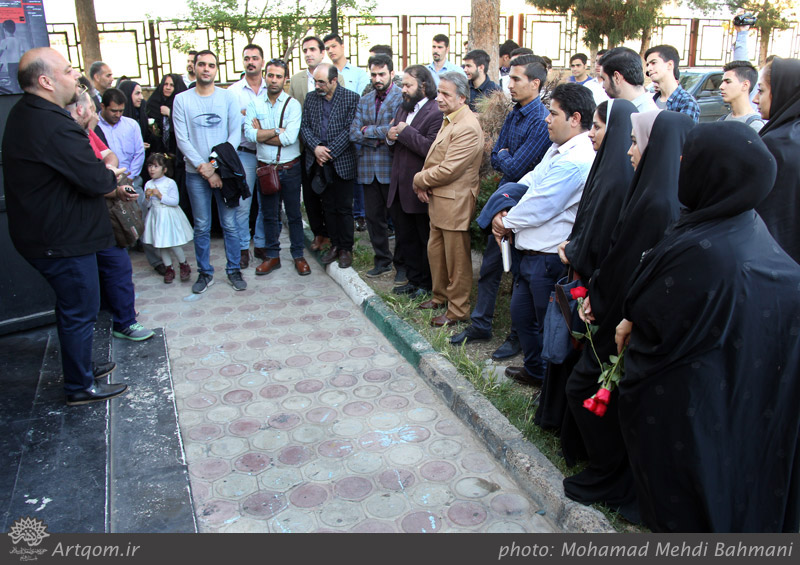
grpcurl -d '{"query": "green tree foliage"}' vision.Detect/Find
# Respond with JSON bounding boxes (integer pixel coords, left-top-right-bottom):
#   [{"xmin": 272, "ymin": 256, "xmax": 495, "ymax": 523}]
[
  {"xmin": 177, "ymin": 0, "xmax": 375, "ymax": 60},
  {"xmin": 527, "ymin": 0, "xmax": 666, "ymax": 49}
]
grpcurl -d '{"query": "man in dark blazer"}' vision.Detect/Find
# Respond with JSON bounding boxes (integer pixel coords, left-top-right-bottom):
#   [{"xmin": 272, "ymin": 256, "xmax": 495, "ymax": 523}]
[
  {"xmin": 386, "ymin": 65, "xmax": 443, "ymax": 297},
  {"xmin": 300, "ymin": 63, "xmax": 360, "ymax": 268}
]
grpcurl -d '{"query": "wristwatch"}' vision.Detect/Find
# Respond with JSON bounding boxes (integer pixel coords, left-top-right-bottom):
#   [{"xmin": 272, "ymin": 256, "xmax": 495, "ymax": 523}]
[{"xmin": 274, "ymin": 128, "xmax": 280, "ymax": 137}]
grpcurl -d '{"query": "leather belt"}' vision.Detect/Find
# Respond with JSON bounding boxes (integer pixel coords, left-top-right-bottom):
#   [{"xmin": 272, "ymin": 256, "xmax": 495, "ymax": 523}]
[
  {"xmin": 258, "ymin": 156, "xmax": 301, "ymax": 170},
  {"xmin": 520, "ymin": 250, "xmax": 557, "ymax": 256},
  {"xmin": 238, "ymin": 146, "xmax": 257, "ymax": 154}
]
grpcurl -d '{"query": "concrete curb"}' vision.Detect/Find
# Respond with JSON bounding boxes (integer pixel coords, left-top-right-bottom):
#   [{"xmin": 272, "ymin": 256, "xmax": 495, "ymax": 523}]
[{"xmin": 303, "ymin": 228, "xmax": 614, "ymax": 532}]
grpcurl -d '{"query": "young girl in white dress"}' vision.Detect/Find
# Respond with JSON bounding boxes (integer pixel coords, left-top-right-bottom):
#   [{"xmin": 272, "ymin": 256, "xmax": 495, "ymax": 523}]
[{"xmin": 142, "ymin": 153, "xmax": 194, "ymax": 283}]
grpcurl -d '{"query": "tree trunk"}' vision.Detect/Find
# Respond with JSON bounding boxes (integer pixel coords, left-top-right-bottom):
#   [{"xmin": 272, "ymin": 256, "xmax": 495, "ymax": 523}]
[
  {"xmin": 639, "ymin": 25, "xmax": 652, "ymax": 58},
  {"xmin": 759, "ymin": 28, "xmax": 770, "ymax": 67},
  {"xmin": 75, "ymin": 0, "xmax": 102, "ymax": 71},
  {"xmin": 470, "ymin": 0, "xmax": 500, "ymax": 81}
]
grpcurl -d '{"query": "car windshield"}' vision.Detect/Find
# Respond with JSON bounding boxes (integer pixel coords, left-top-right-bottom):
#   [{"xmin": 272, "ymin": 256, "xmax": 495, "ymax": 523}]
[{"xmin": 680, "ymin": 72, "xmax": 705, "ymax": 93}]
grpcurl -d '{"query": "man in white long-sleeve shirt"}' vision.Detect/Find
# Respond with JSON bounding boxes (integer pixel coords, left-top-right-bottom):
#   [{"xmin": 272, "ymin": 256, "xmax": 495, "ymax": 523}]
[
  {"xmin": 492, "ymin": 83, "xmax": 596, "ymax": 386},
  {"xmin": 173, "ymin": 49, "xmax": 245, "ymax": 293}
]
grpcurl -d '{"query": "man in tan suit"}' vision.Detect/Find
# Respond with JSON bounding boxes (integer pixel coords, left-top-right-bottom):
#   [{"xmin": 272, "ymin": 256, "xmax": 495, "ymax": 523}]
[{"xmin": 413, "ymin": 72, "xmax": 483, "ymax": 327}]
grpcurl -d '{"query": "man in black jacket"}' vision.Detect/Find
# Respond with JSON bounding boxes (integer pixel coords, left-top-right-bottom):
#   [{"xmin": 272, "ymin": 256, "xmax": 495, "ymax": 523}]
[
  {"xmin": 3, "ymin": 47, "xmax": 128, "ymax": 406},
  {"xmin": 300, "ymin": 63, "xmax": 360, "ymax": 268}
]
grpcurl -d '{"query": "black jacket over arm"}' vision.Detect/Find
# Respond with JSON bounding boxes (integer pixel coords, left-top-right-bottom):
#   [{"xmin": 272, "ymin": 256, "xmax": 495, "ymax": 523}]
[{"xmin": 2, "ymin": 93, "xmax": 116, "ymax": 258}]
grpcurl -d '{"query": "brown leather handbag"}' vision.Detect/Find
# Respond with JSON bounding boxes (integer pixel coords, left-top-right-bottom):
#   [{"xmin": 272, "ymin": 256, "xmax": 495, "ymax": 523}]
[{"xmin": 256, "ymin": 98, "xmax": 290, "ymax": 195}]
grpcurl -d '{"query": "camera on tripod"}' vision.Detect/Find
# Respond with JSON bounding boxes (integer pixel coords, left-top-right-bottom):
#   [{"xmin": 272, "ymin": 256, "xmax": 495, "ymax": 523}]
[{"xmin": 733, "ymin": 14, "xmax": 757, "ymax": 27}]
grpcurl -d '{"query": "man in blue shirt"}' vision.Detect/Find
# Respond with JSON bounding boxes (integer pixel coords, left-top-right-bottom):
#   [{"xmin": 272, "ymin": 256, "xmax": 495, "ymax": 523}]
[
  {"xmin": 645, "ymin": 44, "xmax": 700, "ymax": 122},
  {"xmin": 96, "ymin": 88, "xmax": 145, "ymax": 188},
  {"xmin": 426, "ymin": 33, "xmax": 467, "ymax": 86},
  {"xmin": 450, "ymin": 55, "xmax": 552, "ymax": 358}
]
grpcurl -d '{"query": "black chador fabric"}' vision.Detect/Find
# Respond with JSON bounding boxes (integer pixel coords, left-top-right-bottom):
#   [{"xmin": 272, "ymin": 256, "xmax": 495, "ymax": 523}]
[
  {"xmin": 757, "ymin": 57, "xmax": 800, "ymax": 264},
  {"xmin": 535, "ymin": 100, "xmax": 637, "ymax": 461},
  {"xmin": 146, "ymin": 74, "xmax": 188, "ymax": 155},
  {"xmin": 620, "ymin": 121, "xmax": 800, "ymax": 532},
  {"xmin": 562, "ymin": 111, "xmax": 695, "ymax": 523},
  {"xmin": 564, "ymin": 99, "xmax": 637, "ymax": 280}
]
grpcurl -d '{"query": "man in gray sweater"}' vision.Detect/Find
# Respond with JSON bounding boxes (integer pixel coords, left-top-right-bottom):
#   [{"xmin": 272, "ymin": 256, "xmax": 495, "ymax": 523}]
[{"xmin": 173, "ymin": 49, "xmax": 246, "ymax": 292}]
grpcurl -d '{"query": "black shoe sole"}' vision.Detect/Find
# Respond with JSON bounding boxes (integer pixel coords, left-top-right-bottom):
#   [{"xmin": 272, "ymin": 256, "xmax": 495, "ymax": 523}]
[
  {"xmin": 93, "ymin": 362, "xmax": 117, "ymax": 380},
  {"xmin": 66, "ymin": 386, "xmax": 128, "ymax": 406}
]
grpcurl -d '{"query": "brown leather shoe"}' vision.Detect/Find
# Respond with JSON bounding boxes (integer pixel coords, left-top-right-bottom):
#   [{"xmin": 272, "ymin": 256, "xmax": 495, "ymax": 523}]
[
  {"xmin": 294, "ymin": 257, "xmax": 311, "ymax": 276},
  {"xmin": 255, "ymin": 257, "xmax": 281, "ymax": 276},
  {"xmin": 240, "ymin": 249, "xmax": 250, "ymax": 269},
  {"xmin": 253, "ymin": 247, "xmax": 268, "ymax": 260},
  {"xmin": 337, "ymin": 249, "xmax": 353, "ymax": 269},
  {"xmin": 431, "ymin": 313, "xmax": 464, "ymax": 327},
  {"xmin": 418, "ymin": 299, "xmax": 445, "ymax": 310},
  {"xmin": 310, "ymin": 236, "xmax": 330, "ymax": 251},
  {"xmin": 320, "ymin": 246, "xmax": 339, "ymax": 265}
]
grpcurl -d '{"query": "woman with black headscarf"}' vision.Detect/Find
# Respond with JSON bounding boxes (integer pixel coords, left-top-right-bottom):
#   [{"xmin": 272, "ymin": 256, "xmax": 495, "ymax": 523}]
[
  {"xmin": 754, "ymin": 57, "xmax": 800, "ymax": 264},
  {"xmin": 562, "ymin": 110, "xmax": 695, "ymax": 524},
  {"xmin": 616, "ymin": 121, "xmax": 800, "ymax": 532},
  {"xmin": 536, "ymin": 99, "xmax": 638, "ymax": 457},
  {"xmin": 146, "ymin": 73, "xmax": 188, "ymax": 156},
  {"xmin": 118, "ymin": 80, "xmax": 156, "ymax": 152}
]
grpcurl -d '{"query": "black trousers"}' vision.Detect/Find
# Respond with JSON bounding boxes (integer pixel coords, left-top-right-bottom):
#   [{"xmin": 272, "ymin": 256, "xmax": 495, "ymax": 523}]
[
  {"xmin": 321, "ymin": 173, "xmax": 354, "ymax": 251},
  {"xmin": 389, "ymin": 198, "xmax": 431, "ymax": 290},
  {"xmin": 363, "ymin": 180, "xmax": 396, "ymax": 269},
  {"xmin": 302, "ymin": 153, "xmax": 327, "ymax": 238}
]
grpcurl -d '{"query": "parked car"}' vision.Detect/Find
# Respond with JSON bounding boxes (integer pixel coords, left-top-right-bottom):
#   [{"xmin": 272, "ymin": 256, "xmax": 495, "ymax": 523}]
[{"xmin": 679, "ymin": 68, "xmax": 729, "ymax": 122}]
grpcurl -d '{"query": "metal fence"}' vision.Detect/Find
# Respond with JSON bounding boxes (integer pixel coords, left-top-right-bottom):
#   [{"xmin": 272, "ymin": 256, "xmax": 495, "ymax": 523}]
[{"xmin": 47, "ymin": 13, "xmax": 800, "ymax": 87}]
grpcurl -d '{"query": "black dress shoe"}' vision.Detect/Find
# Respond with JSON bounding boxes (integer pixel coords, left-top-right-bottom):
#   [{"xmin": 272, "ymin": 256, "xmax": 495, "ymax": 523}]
[
  {"xmin": 154, "ymin": 264, "xmax": 167, "ymax": 276},
  {"xmin": 392, "ymin": 283, "xmax": 419, "ymax": 295},
  {"xmin": 66, "ymin": 382, "xmax": 128, "ymax": 406},
  {"xmin": 450, "ymin": 326, "xmax": 492, "ymax": 345},
  {"xmin": 92, "ymin": 361, "xmax": 116, "ymax": 380},
  {"xmin": 492, "ymin": 334, "xmax": 521, "ymax": 360},
  {"xmin": 504, "ymin": 366, "xmax": 544, "ymax": 387},
  {"xmin": 320, "ymin": 246, "xmax": 339, "ymax": 265}
]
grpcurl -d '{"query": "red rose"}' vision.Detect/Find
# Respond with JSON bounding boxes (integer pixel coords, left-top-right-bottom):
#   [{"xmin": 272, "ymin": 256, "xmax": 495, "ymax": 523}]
[
  {"xmin": 570, "ymin": 286, "xmax": 588, "ymax": 300},
  {"xmin": 583, "ymin": 397, "xmax": 597, "ymax": 412},
  {"xmin": 593, "ymin": 402, "xmax": 607, "ymax": 417},
  {"xmin": 595, "ymin": 387, "xmax": 611, "ymax": 405}
]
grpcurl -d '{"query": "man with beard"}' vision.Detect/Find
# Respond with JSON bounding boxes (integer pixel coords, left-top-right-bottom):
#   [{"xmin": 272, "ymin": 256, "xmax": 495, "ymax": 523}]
[
  {"xmin": 463, "ymin": 49, "xmax": 500, "ymax": 111},
  {"xmin": 230, "ymin": 44, "xmax": 267, "ymax": 267},
  {"xmin": 349, "ymin": 54, "xmax": 403, "ymax": 278},
  {"xmin": 300, "ymin": 63, "xmax": 360, "ymax": 269},
  {"xmin": 386, "ymin": 65, "xmax": 442, "ymax": 298},
  {"xmin": 245, "ymin": 59, "xmax": 307, "ymax": 276},
  {"xmin": 290, "ymin": 36, "xmax": 330, "ymax": 252},
  {"xmin": 173, "ymin": 50, "xmax": 245, "ymax": 293},
  {"xmin": 426, "ymin": 34, "xmax": 466, "ymax": 86},
  {"xmin": 3, "ymin": 48, "xmax": 128, "ymax": 405},
  {"xmin": 598, "ymin": 47, "xmax": 657, "ymax": 112}
]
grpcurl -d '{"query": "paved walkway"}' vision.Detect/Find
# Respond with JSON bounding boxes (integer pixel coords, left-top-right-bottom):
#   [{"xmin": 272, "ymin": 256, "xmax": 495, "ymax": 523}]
[{"xmin": 131, "ymin": 236, "xmax": 557, "ymax": 533}]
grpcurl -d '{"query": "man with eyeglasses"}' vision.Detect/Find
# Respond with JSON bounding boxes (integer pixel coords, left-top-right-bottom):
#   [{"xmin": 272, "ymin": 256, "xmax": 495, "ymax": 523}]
[
  {"xmin": 245, "ymin": 59, "xmax": 308, "ymax": 277},
  {"xmin": 230, "ymin": 44, "xmax": 267, "ymax": 268}
]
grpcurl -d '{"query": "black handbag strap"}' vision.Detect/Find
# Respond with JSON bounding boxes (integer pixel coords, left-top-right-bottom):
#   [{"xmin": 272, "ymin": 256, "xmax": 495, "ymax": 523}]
[{"xmin": 275, "ymin": 97, "xmax": 290, "ymax": 163}]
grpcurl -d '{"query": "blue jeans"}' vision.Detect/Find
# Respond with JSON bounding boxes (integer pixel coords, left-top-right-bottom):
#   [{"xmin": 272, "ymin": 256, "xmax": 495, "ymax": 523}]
[
  {"xmin": 237, "ymin": 150, "xmax": 263, "ymax": 248},
  {"xmin": 263, "ymin": 164, "xmax": 304, "ymax": 259},
  {"xmin": 185, "ymin": 171, "xmax": 241, "ymax": 275},
  {"xmin": 470, "ymin": 234, "xmax": 518, "ymax": 339},
  {"xmin": 96, "ymin": 246, "xmax": 136, "ymax": 332},
  {"xmin": 511, "ymin": 254, "xmax": 563, "ymax": 377},
  {"xmin": 353, "ymin": 182, "xmax": 365, "ymax": 219},
  {"xmin": 27, "ymin": 253, "xmax": 100, "ymax": 393}
]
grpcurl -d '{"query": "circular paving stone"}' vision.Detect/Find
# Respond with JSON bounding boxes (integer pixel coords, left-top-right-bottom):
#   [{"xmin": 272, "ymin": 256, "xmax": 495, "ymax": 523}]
[
  {"xmin": 378, "ymin": 469, "xmax": 416, "ymax": 491},
  {"xmin": 289, "ymin": 483, "xmax": 328, "ymax": 508},
  {"xmin": 242, "ymin": 491, "xmax": 287, "ymax": 518},
  {"xmin": 334, "ymin": 476, "xmax": 373, "ymax": 500},
  {"xmin": 486, "ymin": 521, "xmax": 528, "ymax": 533},
  {"xmin": 213, "ymin": 323, "xmax": 238, "ymax": 332},
  {"xmin": 206, "ymin": 406, "xmax": 240, "ymax": 423},
  {"xmin": 234, "ymin": 452, "xmax": 272, "ymax": 473},
  {"xmin": 202, "ymin": 378, "xmax": 232, "ymax": 393},
  {"xmin": 272, "ymin": 317, "xmax": 294, "ymax": 326},
  {"xmin": 318, "ymin": 390, "xmax": 348, "ymax": 406},
  {"xmin": 342, "ymin": 401, "xmax": 372, "ymax": 417},
  {"xmin": 187, "ymin": 424, "xmax": 223, "ymax": 442},
  {"xmin": 454, "ymin": 477, "xmax": 501, "ymax": 499},
  {"xmin": 357, "ymin": 431, "xmax": 393, "ymax": 452},
  {"xmin": 243, "ymin": 401, "xmax": 278, "ymax": 418},
  {"xmin": 349, "ymin": 346, "xmax": 375, "ymax": 358},
  {"xmin": 209, "ymin": 437, "xmax": 248, "ymax": 458},
  {"xmin": 420, "ymin": 460, "xmax": 457, "ymax": 482},
  {"xmin": 306, "ymin": 407, "xmax": 337, "ymax": 424},
  {"xmin": 411, "ymin": 483, "xmax": 453, "ymax": 507},
  {"xmin": 214, "ymin": 474, "xmax": 258, "ymax": 500},
  {"xmin": 253, "ymin": 359, "xmax": 281, "ymax": 373},
  {"xmin": 401, "ymin": 511, "xmax": 442, "ymax": 533},
  {"xmin": 396, "ymin": 426, "xmax": 430, "ymax": 443},
  {"xmin": 413, "ymin": 390, "xmax": 436, "ymax": 404},
  {"xmin": 245, "ymin": 337, "xmax": 270, "ymax": 349},
  {"xmin": 269, "ymin": 510, "xmax": 317, "ymax": 533},
  {"xmin": 291, "ymin": 425, "xmax": 326, "ymax": 444},
  {"xmin": 318, "ymin": 439, "xmax": 354, "ymax": 458},
  {"xmin": 185, "ymin": 393, "xmax": 217, "ymax": 409},
  {"xmin": 197, "ymin": 499, "xmax": 239, "ymax": 527},
  {"xmin": 387, "ymin": 445, "xmax": 424, "ymax": 466},
  {"xmin": 447, "ymin": 501, "xmax": 487, "ymax": 527},
  {"xmin": 259, "ymin": 384, "xmax": 289, "ymax": 399},
  {"xmin": 266, "ymin": 411, "xmax": 300, "ymax": 430},
  {"xmin": 186, "ymin": 368, "xmax": 214, "ymax": 382},
  {"xmin": 190, "ymin": 458, "xmax": 229, "ymax": 480},
  {"xmin": 319, "ymin": 500, "xmax": 362, "ymax": 527},
  {"xmin": 219, "ymin": 364, "xmax": 247, "ymax": 377},
  {"xmin": 238, "ymin": 374, "xmax": 265, "ymax": 388},
  {"xmin": 216, "ymin": 342, "xmax": 241, "ymax": 353},
  {"xmin": 435, "ymin": 419, "xmax": 461, "ymax": 436},
  {"xmin": 285, "ymin": 355, "xmax": 312, "ymax": 367},
  {"xmin": 295, "ymin": 379, "xmax": 324, "ymax": 393},
  {"xmin": 210, "ymin": 306, "xmax": 234, "ymax": 316},
  {"xmin": 238, "ymin": 303, "xmax": 260, "ymax": 312},
  {"xmin": 281, "ymin": 396, "xmax": 312, "ymax": 411},
  {"xmin": 365, "ymin": 492, "xmax": 408, "ymax": 519},
  {"xmin": 309, "ymin": 330, "xmax": 333, "ymax": 341},
  {"xmin": 363, "ymin": 369, "xmax": 391, "ymax": 382},
  {"xmin": 388, "ymin": 379, "xmax": 416, "ymax": 393},
  {"xmin": 490, "ymin": 493, "xmax": 531, "ymax": 516},
  {"xmin": 278, "ymin": 445, "xmax": 314, "ymax": 466},
  {"xmin": 228, "ymin": 418, "xmax": 261, "ymax": 437},
  {"xmin": 259, "ymin": 467, "xmax": 303, "ymax": 492},
  {"xmin": 222, "ymin": 389, "xmax": 253, "ymax": 404},
  {"xmin": 378, "ymin": 395, "xmax": 409, "ymax": 410},
  {"xmin": 345, "ymin": 452, "xmax": 383, "ymax": 474},
  {"xmin": 300, "ymin": 314, "xmax": 323, "ymax": 323},
  {"xmin": 218, "ymin": 518, "xmax": 270, "ymax": 534},
  {"xmin": 303, "ymin": 458, "xmax": 346, "ymax": 482},
  {"xmin": 327, "ymin": 310, "xmax": 351, "ymax": 320},
  {"xmin": 407, "ymin": 407, "xmax": 438, "ymax": 422},
  {"xmin": 183, "ymin": 326, "xmax": 207, "ymax": 336},
  {"xmin": 461, "ymin": 452, "xmax": 495, "ymax": 473},
  {"xmin": 318, "ymin": 350, "xmax": 345, "ymax": 362},
  {"xmin": 330, "ymin": 374, "xmax": 358, "ymax": 388},
  {"xmin": 242, "ymin": 320, "xmax": 267, "ymax": 330},
  {"xmin": 332, "ymin": 419, "xmax": 363, "ymax": 437},
  {"xmin": 350, "ymin": 520, "xmax": 397, "ymax": 533},
  {"xmin": 252, "ymin": 429, "xmax": 289, "ymax": 451},
  {"xmin": 368, "ymin": 412, "xmax": 401, "ymax": 430},
  {"xmin": 353, "ymin": 385, "xmax": 382, "ymax": 399},
  {"xmin": 429, "ymin": 438, "xmax": 462, "ymax": 458},
  {"xmin": 337, "ymin": 327, "xmax": 361, "ymax": 337}
]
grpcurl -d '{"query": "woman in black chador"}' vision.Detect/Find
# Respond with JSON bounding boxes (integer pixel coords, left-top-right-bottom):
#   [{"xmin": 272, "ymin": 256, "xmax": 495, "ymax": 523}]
[
  {"xmin": 536, "ymin": 99, "xmax": 637, "ymax": 461},
  {"xmin": 562, "ymin": 110, "xmax": 695, "ymax": 523},
  {"xmin": 754, "ymin": 56, "xmax": 800, "ymax": 264},
  {"xmin": 617, "ymin": 121, "xmax": 800, "ymax": 532}
]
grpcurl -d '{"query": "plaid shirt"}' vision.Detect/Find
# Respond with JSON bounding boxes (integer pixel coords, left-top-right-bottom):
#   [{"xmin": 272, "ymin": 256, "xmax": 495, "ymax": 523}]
[
  {"xmin": 490, "ymin": 96, "xmax": 551, "ymax": 184},
  {"xmin": 349, "ymin": 84, "xmax": 402, "ymax": 185},
  {"xmin": 656, "ymin": 85, "xmax": 700, "ymax": 123}
]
